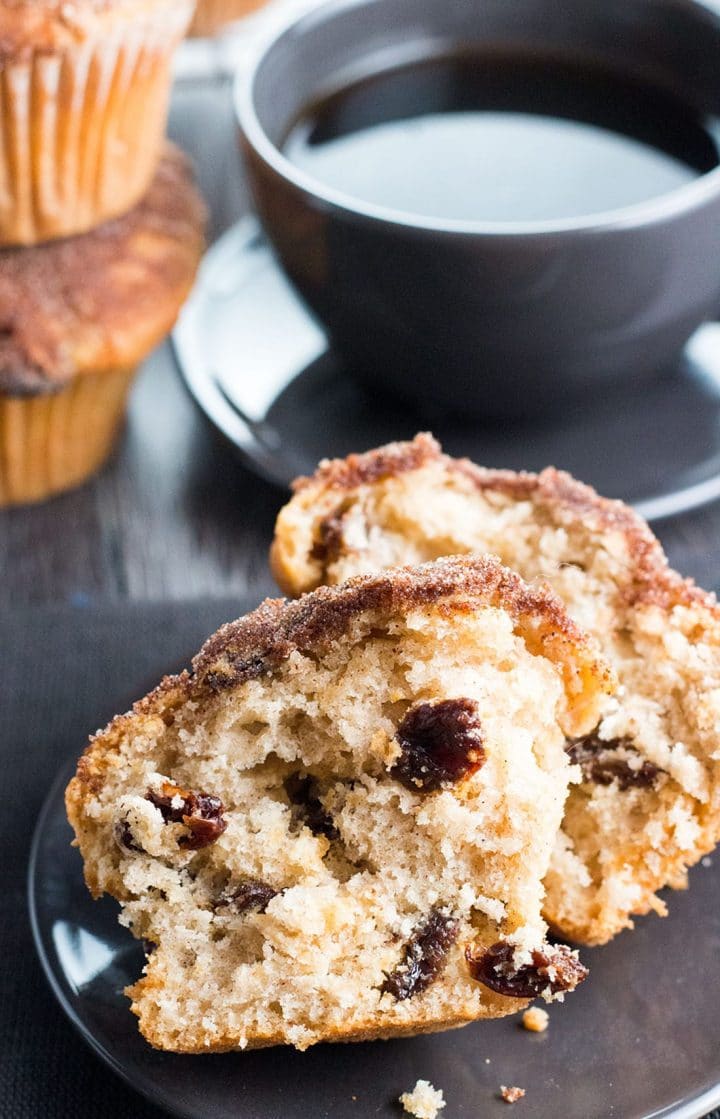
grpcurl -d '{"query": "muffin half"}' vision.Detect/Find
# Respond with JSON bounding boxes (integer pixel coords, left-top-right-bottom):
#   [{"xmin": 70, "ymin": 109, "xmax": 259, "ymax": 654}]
[
  {"xmin": 272, "ymin": 434, "xmax": 720, "ymax": 945},
  {"xmin": 0, "ymin": 143, "xmax": 206, "ymax": 507},
  {"xmin": 0, "ymin": 0, "xmax": 193, "ymax": 244},
  {"xmin": 66, "ymin": 556, "xmax": 612, "ymax": 1051}
]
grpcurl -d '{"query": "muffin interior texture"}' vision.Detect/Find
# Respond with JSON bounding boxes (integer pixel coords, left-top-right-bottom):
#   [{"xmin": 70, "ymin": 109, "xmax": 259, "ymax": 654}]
[
  {"xmin": 66, "ymin": 558, "xmax": 606, "ymax": 1050},
  {"xmin": 272, "ymin": 435, "xmax": 720, "ymax": 944}
]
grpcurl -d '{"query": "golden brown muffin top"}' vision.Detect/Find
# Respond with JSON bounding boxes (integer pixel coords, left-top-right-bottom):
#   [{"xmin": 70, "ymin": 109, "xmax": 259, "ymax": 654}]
[
  {"xmin": 0, "ymin": 143, "xmax": 206, "ymax": 396},
  {"xmin": 193, "ymin": 554, "xmax": 614, "ymax": 711},
  {"xmin": 72, "ymin": 554, "xmax": 614, "ymax": 807},
  {"xmin": 0, "ymin": 0, "xmax": 191, "ymax": 60},
  {"xmin": 286, "ymin": 432, "xmax": 710, "ymax": 612}
]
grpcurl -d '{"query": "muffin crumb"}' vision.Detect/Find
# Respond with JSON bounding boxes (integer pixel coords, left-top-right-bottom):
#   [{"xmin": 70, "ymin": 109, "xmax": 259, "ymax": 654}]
[
  {"xmin": 522, "ymin": 1007, "xmax": 549, "ymax": 1033},
  {"xmin": 500, "ymin": 1086, "xmax": 526, "ymax": 1104},
  {"xmin": 399, "ymin": 1079, "xmax": 446, "ymax": 1119}
]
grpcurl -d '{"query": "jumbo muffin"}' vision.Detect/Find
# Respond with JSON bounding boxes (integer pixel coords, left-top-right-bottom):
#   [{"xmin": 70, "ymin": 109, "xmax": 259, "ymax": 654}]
[
  {"xmin": 272, "ymin": 434, "xmax": 720, "ymax": 945},
  {"xmin": 0, "ymin": 0, "xmax": 193, "ymax": 245},
  {"xmin": 66, "ymin": 557, "xmax": 612, "ymax": 1051},
  {"xmin": 0, "ymin": 143, "xmax": 205, "ymax": 507},
  {"xmin": 189, "ymin": 0, "xmax": 267, "ymax": 37}
]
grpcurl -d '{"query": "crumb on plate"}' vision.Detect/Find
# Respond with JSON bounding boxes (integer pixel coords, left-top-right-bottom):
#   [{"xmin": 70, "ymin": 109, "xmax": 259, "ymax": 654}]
[
  {"xmin": 500, "ymin": 1086, "xmax": 526, "ymax": 1104},
  {"xmin": 522, "ymin": 1007, "xmax": 549, "ymax": 1033},
  {"xmin": 399, "ymin": 1079, "xmax": 446, "ymax": 1119}
]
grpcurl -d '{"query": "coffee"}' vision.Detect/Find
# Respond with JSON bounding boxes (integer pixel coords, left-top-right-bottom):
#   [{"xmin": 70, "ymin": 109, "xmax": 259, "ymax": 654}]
[{"xmin": 283, "ymin": 53, "xmax": 719, "ymax": 223}]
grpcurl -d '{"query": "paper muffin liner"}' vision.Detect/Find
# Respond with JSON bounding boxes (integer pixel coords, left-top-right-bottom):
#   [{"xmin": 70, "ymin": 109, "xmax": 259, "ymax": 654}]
[
  {"xmin": 0, "ymin": 5, "xmax": 193, "ymax": 246},
  {"xmin": 0, "ymin": 366, "xmax": 137, "ymax": 506},
  {"xmin": 189, "ymin": 0, "xmax": 268, "ymax": 37}
]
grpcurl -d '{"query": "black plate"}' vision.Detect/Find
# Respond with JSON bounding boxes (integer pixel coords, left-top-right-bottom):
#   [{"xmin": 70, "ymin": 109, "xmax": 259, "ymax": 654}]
[
  {"xmin": 29, "ymin": 750, "xmax": 720, "ymax": 1119},
  {"xmin": 173, "ymin": 218, "xmax": 720, "ymax": 521}
]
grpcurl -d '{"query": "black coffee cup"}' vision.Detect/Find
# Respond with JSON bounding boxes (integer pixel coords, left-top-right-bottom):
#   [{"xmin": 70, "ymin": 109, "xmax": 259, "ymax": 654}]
[{"xmin": 236, "ymin": 0, "xmax": 720, "ymax": 418}]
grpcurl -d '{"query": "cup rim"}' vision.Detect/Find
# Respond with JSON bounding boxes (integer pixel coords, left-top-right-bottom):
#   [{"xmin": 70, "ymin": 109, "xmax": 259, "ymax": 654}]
[{"xmin": 235, "ymin": 0, "xmax": 720, "ymax": 238}]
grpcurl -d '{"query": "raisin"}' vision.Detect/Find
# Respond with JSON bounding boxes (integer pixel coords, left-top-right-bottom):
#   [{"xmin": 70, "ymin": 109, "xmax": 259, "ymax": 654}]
[
  {"xmin": 180, "ymin": 803, "xmax": 227, "ymax": 849},
  {"xmin": 466, "ymin": 940, "xmax": 588, "ymax": 998},
  {"xmin": 147, "ymin": 782, "xmax": 228, "ymax": 850},
  {"xmin": 380, "ymin": 908, "xmax": 459, "ymax": 1000},
  {"xmin": 310, "ymin": 516, "xmax": 344, "ymax": 564},
  {"xmin": 310, "ymin": 499, "xmax": 353, "ymax": 565},
  {"xmin": 205, "ymin": 654, "xmax": 269, "ymax": 691},
  {"xmin": 147, "ymin": 782, "xmax": 195, "ymax": 823},
  {"xmin": 114, "ymin": 819, "xmax": 142, "ymax": 853},
  {"xmin": 566, "ymin": 733, "xmax": 662, "ymax": 790},
  {"xmin": 284, "ymin": 773, "xmax": 339, "ymax": 840},
  {"xmin": 391, "ymin": 699, "xmax": 485, "ymax": 793},
  {"xmin": 215, "ymin": 878, "xmax": 278, "ymax": 915}
]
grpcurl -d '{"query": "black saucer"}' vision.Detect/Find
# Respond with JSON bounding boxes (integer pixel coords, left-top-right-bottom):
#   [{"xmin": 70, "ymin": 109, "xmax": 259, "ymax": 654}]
[
  {"xmin": 28, "ymin": 747, "xmax": 720, "ymax": 1119},
  {"xmin": 173, "ymin": 218, "xmax": 720, "ymax": 521}
]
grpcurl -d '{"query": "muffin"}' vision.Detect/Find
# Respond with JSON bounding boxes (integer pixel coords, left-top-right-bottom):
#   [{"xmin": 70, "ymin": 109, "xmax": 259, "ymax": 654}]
[
  {"xmin": 272, "ymin": 434, "xmax": 720, "ymax": 945},
  {"xmin": 0, "ymin": 143, "xmax": 206, "ymax": 507},
  {"xmin": 0, "ymin": 0, "xmax": 194, "ymax": 245},
  {"xmin": 189, "ymin": 0, "xmax": 267, "ymax": 38},
  {"xmin": 65, "ymin": 556, "xmax": 612, "ymax": 1051}
]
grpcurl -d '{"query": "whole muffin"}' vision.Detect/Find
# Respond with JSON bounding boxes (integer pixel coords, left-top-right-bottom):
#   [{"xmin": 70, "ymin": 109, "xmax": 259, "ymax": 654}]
[
  {"xmin": 0, "ymin": 0, "xmax": 194, "ymax": 245},
  {"xmin": 189, "ymin": 0, "xmax": 268, "ymax": 37},
  {"xmin": 0, "ymin": 143, "xmax": 206, "ymax": 507}
]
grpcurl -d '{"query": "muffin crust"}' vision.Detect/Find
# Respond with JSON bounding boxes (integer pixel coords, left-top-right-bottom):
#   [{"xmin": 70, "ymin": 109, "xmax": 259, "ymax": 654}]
[
  {"xmin": 0, "ymin": 143, "xmax": 206, "ymax": 395},
  {"xmin": 0, "ymin": 0, "xmax": 191, "ymax": 61}
]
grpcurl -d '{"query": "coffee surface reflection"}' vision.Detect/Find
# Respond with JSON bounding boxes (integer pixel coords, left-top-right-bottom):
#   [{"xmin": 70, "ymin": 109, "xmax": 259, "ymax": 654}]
[{"xmin": 283, "ymin": 54, "xmax": 720, "ymax": 223}]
